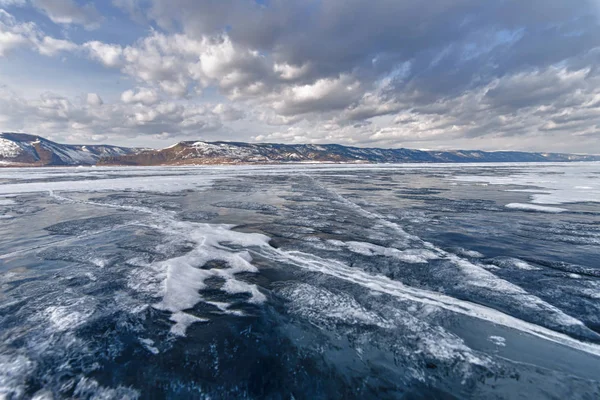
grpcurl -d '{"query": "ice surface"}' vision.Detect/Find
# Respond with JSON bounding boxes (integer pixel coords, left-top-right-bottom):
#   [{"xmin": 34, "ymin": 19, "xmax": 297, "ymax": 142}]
[
  {"xmin": 491, "ymin": 258, "xmax": 542, "ymax": 271},
  {"xmin": 488, "ymin": 336, "xmax": 506, "ymax": 347},
  {"xmin": 300, "ymin": 175, "xmax": 594, "ymax": 340},
  {"xmin": 169, "ymin": 312, "xmax": 207, "ymax": 337},
  {"xmin": 277, "ymin": 283, "xmax": 393, "ymax": 329},
  {"xmin": 452, "ymin": 162, "xmax": 600, "ymax": 205},
  {"xmin": 276, "ymin": 282, "xmax": 492, "ymax": 377},
  {"xmin": 454, "ymin": 248, "xmax": 485, "ymax": 258},
  {"xmin": 0, "ymin": 163, "xmax": 599, "ymax": 398},
  {"xmin": 122, "ymin": 214, "xmax": 270, "ymax": 336},
  {"xmin": 71, "ymin": 378, "xmax": 139, "ymax": 400},
  {"xmin": 342, "ymin": 240, "xmax": 440, "ymax": 263},
  {"xmin": 139, "ymin": 338, "xmax": 159, "ymax": 355},
  {"xmin": 212, "ymin": 201, "xmax": 278, "ymax": 214},
  {"xmin": 261, "ymin": 246, "xmax": 600, "ymax": 356},
  {"xmin": 0, "ymin": 173, "xmax": 218, "ymax": 195},
  {"xmin": 45, "ymin": 304, "xmax": 94, "ymax": 331}
]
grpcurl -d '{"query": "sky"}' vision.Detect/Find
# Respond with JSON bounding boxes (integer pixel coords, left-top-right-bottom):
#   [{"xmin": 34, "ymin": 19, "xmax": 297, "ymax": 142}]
[{"xmin": 0, "ymin": 0, "xmax": 600, "ymax": 153}]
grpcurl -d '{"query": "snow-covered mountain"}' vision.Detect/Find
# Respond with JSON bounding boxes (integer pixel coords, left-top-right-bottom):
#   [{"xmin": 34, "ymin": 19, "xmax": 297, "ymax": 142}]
[
  {"xmin": 0, "ymin": 133, "xmax": 137, "ymax": 166},
  {"xmin": 2, "ymin": 133, "xmax": 600, "ymax": 167},
  {"xmin": 98, "ymin": 140, "xmax": 600, "ymax": 166}
]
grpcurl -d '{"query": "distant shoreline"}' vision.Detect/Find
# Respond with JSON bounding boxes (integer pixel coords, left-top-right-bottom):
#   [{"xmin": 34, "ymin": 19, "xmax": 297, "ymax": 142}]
[{"xmin": 2, "ymin": 160, "xmax": 600, "ymax": 169}]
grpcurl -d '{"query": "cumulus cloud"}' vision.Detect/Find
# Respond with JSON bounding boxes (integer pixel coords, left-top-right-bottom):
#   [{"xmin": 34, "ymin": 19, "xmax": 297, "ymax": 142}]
[
  {"xmin": 32, "ymin": 0, "xmax": 103, "ymax": 30},
  {"xmin": 86, "ymin": 93, "xmax": 103, "ymax": 106},
  {"xmin": 83, "ymin": 41, "xmax": 123, "ymax": 67},
  {"xmin": 36, "ymin": 35, "xmax": 77, "ymax": 55},
  {"xmin": 0, "ymin": 87, "xmax": 229, "ymax": 142},
  {"xmin": 121, "ymin": 87, "xmax": 159, "ymax": 105},
  {"xmin": 0, "ymin": 9, "xmax": 76, "ymax": 56},
  {"xmin": 0, "ymin": 10, "xmax": 34, "ymax": 56},
  {"xmin": 272, "ymin": 75, "xmax": 362, "ymax": 116}
]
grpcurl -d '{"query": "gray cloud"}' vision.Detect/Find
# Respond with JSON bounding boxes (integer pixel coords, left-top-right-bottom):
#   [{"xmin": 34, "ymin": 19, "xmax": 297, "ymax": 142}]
[
  {"xmin": 2, "ymin": 0, "xmax": 600, "ymax": 152},
  {"xmin": 133, "ymin": 1, "xmax": 600, "ymax": 117},
  {"xmin": 0, "ymin": 87, "xmax": 232, "ymax": 141}
]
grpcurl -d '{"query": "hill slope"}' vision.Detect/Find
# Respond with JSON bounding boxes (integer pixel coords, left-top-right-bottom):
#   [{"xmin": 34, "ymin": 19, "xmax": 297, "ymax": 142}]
[
  {"xmin": 2, "ymin": 133, "xmax": 599, "ymax": 166},
  {"xmin": 98, "ymin": 140, "xmax": 600, "ymax": 166},
  {"xmin": 0, "ymin": 133, "xmax": 137, "ymax": 166}
]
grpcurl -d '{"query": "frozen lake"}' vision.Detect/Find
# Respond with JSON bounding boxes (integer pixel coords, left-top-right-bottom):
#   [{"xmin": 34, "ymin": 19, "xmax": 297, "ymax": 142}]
[{"xmin": 0, "ymin": 163, "xmax": 599, "ymax": 399}]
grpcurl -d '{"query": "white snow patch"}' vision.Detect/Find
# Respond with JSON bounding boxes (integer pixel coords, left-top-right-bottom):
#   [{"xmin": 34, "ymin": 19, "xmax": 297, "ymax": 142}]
[
  {"xmin": 505, "ymin": 203, "xmax": 567, "ymax": 213},
  {"xmin": 344, "ymin": 241, "xmax": 440, "ymax": 263},
  {"xmin": 452, "ymin": 163, "xmax": 600, "ymax": 205},
  {"xmin": 45, "ymin": 303, "xmax": 94, "ymax": 331},
  {"xmin": 506, "ymin": 258, "xmax": 540, "ymax": 271},
  {"xmin": 581, "ymin": 288, "xmax": 600, "ymax": 300},
  {"xmin": 191, "ymin": 142, "xmax": 254, "ymax": 158},
  {"xmin": 0, "ymin": 138, "xmax": 22, "ymax": 158},
  {"xmin": 0, "ymin": 170, "xmax": 219, "ymax": 195},
  {"xmin": 489, "ymin": 336, "xmax": 506, "ymax": 347},
  {"xmin": 456, "ymin": 248, "xmax": 485, "ymax": 258},
  {"xmin": 126, "ymin": 216, "xmax": 270, "ymax": 336},
  {"xmin": 168, "ymin": 312, "xmax": 207, "ymax": 337},
  {"xmin": 139, "ymin": 338, "xmax": 159, "ymax": 354},
  {"xmin": 0, "ymin": 355, "xmax": 33, "ymax": 399}
]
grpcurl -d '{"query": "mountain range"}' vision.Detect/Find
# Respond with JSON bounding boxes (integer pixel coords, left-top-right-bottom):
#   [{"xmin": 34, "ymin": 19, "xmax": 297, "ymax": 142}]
[{"xmin": 1, "ymin": 132, "xmax": 599, "ymax": 167}]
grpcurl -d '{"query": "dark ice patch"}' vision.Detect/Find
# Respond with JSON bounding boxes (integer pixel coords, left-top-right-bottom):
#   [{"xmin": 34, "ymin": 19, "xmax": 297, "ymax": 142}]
[
  {"xmin": 45, "ymin": 215, "xmax": 138, "ymax": 235},
  {"xmin": 212, "ymin": 201, "xmax": 278, "ymax": 214},
  {"xmin": 177, "ymin": 210, "xmax": 219, "ymax": 222}
]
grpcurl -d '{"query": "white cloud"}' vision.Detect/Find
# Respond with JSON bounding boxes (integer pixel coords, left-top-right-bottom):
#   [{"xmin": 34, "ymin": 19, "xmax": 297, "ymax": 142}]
[
  {"xmin": 32, "ymin": 0, "xmax": 103, "ymax": 30},
  {"xmin": 114, "ymin": 32, "xmax": 272, "ymax": 98},
  {"xmin": 36, "ymin": 35, "xmax": 77, "ymax": 56},
  {"xmin": 0, "ymin": 29, "xmax": 28, "ymax": 56},
  {"xmin": 83, "ymin": 41, "xmax": 123, "ymax": 67},
  {"xmin": 0, "ymin": 86, "xmax": 229, "ymax": 142},
  {"xmin": 0, "ymin": 0, "xmax": 27, "ymax": 6},
  {"xmin": 0, "ymin": 10, "xmax": 77, "ymax": 57},
  {"xmin": 212, "ymin": 103, "xmax": 244, "ymax": 121},
  {"xmin": 86, "ymin": 93, "xmax": 103, "ymax": 106},
  {"xmin": 0, "ymin": 10, "xmax": 35, "ymax": 56},
  {"xmin": 153, "ymin": 131, "xmax": 171, "ymax": 140},
  {"xmin": 273, "ymin": 63, "xmax": 311, "ymax": 81},
  {"xmin": 272, "ymin": 75, "xmax": 362, "ymax": 116},
  {"xmin": 121, "ymin": 87, "xmax": 159, "ymax": 105}
]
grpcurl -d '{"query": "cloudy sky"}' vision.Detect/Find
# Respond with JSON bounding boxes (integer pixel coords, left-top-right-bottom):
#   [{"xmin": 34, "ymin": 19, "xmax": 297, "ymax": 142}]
[{"xmin": 1, "ymin": 0, "xmax": 599, "ymax": 152}]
